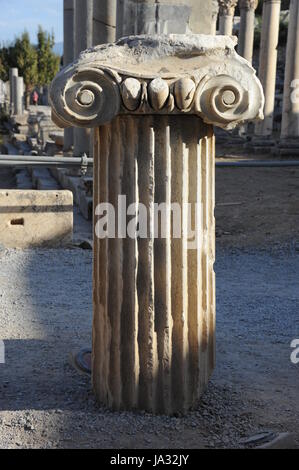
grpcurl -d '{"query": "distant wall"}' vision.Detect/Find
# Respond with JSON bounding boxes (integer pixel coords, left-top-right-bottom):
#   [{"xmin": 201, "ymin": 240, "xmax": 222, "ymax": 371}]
[{"xmin": 116, "ymin": 0, "xmax": 218, "ymax": 38}]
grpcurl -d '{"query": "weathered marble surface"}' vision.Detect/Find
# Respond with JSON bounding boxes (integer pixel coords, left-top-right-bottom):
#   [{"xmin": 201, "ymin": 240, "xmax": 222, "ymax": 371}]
[
  {"xmin": 50, "ymin": 34, "xmax": 264, "ymax": 131},
  {"xmin": 116, "ymin": 0, "xmax": 219, "ymax": 37}
]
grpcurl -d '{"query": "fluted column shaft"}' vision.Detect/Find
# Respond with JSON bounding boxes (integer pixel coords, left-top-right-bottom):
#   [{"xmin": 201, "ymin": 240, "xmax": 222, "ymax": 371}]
[
  {"xmin": 281, "ymin": 0, "xmax": 299, "ymax": 140},
  {"xmin": 93, "ymin": 115, "xmax": 216, "ymax": 413},
  {"xmin": 254, "ymin": 0, "xmax": 281, "ymax": 137}
]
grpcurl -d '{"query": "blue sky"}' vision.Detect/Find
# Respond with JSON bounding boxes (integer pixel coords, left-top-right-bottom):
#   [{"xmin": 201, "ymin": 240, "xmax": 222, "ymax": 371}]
[{"xmin": 0, "ymin": 0, "xmax": 63, "ymax": 45}]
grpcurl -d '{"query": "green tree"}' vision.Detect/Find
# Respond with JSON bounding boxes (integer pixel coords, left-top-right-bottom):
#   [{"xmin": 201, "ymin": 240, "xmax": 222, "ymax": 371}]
[
  {"xmin": 13, "ymin": 31, "xmax": 38, "ymax": 107},
  {"xmin": 0, "ymin": 28, "xmax": 61, "ymax": 108},
  {"xmin": 0, "ymin": 56, "xmax": 8, "ymax": 82},
  {"xmin": 0, "ymin": 45, "xmax": 16, "ymax": 82},
  {"xmin": 36, "ymin": 26, "xmax": 60, "ymax": 86}
]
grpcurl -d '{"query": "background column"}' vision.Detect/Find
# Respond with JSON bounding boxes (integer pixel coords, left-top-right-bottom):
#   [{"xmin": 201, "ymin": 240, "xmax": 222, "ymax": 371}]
[
  {"xmin": 13, "ymin": 76, "xmax": 24, "ymax": 116},
  {"xmin": 63, "ymin": 0, "xmax": 75, "ymax": 152},
  {"xmin": 279, "ymin": 0, "xmax": 299, "ymax": 153},
  {"xmin": 89, "ymin": 0, "xmax": 117, "ymax": 158},
  {"xmin": 218, "ymin": 0, "xmax": 238, "ymax": 35},
  {"xmin": 73, "ymin": 0, "xmax": 93, "ymax": 157},
  {"xmin": 93, "ymin": 0, "xmax": 116, "ymax": 44},
  {"xmin": 238, "ymin": 0, "xmax": 259, "ymax": 63},
  {"xmin": 254, "ymin": 0, "xmax": 281, "ymax": 141},
  {"xmin": 9, "ymin": 68, "xmax": 18, "ymax": 115}
]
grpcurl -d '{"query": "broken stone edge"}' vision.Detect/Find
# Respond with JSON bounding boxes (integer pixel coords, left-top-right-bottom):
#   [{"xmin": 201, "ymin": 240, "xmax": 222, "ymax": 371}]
[{"xmin": 50, "ymin": 34, "xmax": 264, "ymax": 131}]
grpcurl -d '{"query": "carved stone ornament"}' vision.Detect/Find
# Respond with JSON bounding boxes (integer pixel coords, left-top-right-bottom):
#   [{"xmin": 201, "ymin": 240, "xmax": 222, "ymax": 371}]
[
  {"xmin": 218, "ymin": 0, "xmax": 238, "ymax": 17},
  {"xmin": 239, "ymin": 0, "xmax": 259, "ymax": 10},
  {"xmin": 50, "ymin": 34, "xmax": 264, "ymax": 131}
]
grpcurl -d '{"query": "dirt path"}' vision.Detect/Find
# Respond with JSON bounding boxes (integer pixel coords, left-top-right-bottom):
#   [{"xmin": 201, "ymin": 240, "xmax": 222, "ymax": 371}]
[
  {"xmin": 0, "ymin": 165, "xmax": 298, "ymax": 448},
  {"xmin": 0, "ymin": 244, "xmax": 298, "ymax": 448},
  {"xmin": 215, "ymin": 161, "xmax": 299, "ymax": 249}
]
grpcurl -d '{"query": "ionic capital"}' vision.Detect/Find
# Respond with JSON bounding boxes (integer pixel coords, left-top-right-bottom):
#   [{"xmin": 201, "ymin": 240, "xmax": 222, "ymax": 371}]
[{"xmin": 50, "ymin": 34, "xmax": 264, "ymax": 130}]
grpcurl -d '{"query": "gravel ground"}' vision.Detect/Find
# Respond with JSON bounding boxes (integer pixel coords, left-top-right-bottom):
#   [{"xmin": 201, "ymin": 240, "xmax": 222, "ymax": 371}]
[{"xmin": 0, "ymin": 243, "xmax": 298, "ymax": 448}]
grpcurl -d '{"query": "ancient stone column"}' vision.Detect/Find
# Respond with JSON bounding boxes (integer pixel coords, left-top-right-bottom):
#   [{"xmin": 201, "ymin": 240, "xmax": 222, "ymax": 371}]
[
  {"xmin": 238, "ymin": 0, "xmax": 258, "ymax": 63},
  {"xmin": 93, "ymin": 0, "xmax": 116, "ymax": 44},
  {"xmin": 64, "ymin": 0, "xmax": 75, "ymax": 66},
  {"xmin": 254, "ymin": 0, "xmax": 281, "ymax": 141},
  {"xmin": 90, "ymin": 0, "xmax": 116, "ymax": 158},
  {"xmin": 50, "ymin": 35, "xmax": 264, "ymax": 414},
  {"xmin": 13, "ymin": 76, "xmax": 24, "ymax": 116},
  {"xmin": 9, "ymin": 68, "xmax": 18, "ymax": 115},
  {"xmin": 63, "ymin": 0, "xmax": 75, "ymax": 151},
  {"xmin": 73, "ymin": 0, "xmax": 93, "ymax": 156},
  {"xmin": 279, "ymin": 0, "xmax": 299, "ymax": 154},
  {"xmin": 218, "ymin": 0, "xmax": 238, "ymax": 35},
  {"xmin": 74, "ymin": 0, "xmax": 93, "ymax": 59}
]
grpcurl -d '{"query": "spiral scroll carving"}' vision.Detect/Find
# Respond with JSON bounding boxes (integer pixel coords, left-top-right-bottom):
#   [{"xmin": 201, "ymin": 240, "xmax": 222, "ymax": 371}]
[
  {"xmin": 50, "ymin": 67, "xmax": 120, "ymax": 128},
  {"xmin": 194, "ymin": 75, "xmax": 251, "ymax": 127}
]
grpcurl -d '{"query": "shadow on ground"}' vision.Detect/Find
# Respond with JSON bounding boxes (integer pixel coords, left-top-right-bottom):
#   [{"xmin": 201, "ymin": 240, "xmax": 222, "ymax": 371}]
[{"xmin": 0, "ymin": 243, "xmax": 298, "ymax": 448}]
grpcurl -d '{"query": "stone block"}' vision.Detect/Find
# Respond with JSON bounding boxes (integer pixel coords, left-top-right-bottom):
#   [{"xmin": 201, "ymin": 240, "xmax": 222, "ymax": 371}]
[
  {"xmin": 44, "ymin": 139, "xmax": 61, "ymax": 156},
  {"xmin": 49, "ymin": 132, "xmax": 64, "ymax": 146},
  {"xmin": 0, "ymin": 190, "xmax": 73, "ymax": 248},
  {"xmin": 17, "ymin": 125, "xmax": 29, "ymax": 134},
  {"xmin": 27, "ymin": 137, "xmax": 39, "ymax": 150},
  {"xmin": 12, "ymin": 134, "xmax": 27, "ymax": 143},
  {"xmin": 11, "ymin": 112, "xmax": 29, "ymax": 127}
]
